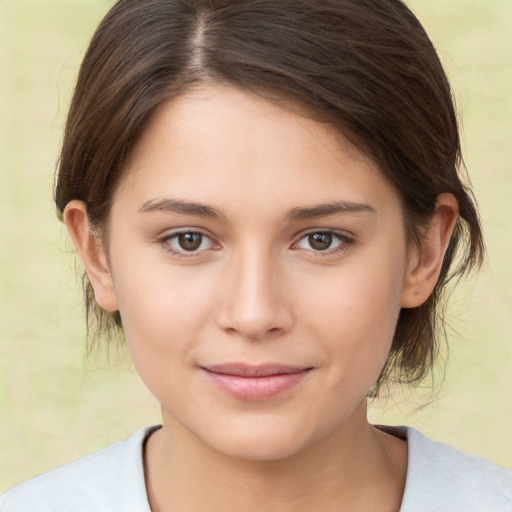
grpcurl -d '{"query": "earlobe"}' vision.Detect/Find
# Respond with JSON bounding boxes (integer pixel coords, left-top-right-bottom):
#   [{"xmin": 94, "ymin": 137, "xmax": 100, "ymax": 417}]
[
  {"xmin": 63, "ymin": 200, "xmax": 119, "ymax": 312},
  {"xmin": 401, "ymin": 193, "xmax": 459, "ymax": 308}
]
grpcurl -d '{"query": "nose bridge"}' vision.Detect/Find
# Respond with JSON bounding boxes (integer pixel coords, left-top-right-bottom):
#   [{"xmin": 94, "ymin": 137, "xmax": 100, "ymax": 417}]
[{"xmin": 217, "ymin": 243, "xmax": 291, "ymax": 339}]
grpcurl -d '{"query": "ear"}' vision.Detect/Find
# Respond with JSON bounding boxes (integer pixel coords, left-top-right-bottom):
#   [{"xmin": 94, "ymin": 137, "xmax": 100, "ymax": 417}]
[
  {"xmin": 401, "ymin": 193, "xmax": 459, "ymax": 308},
  {"xmin": 63, "ymin": 200, "xmax": 119, "ymax": 312}
]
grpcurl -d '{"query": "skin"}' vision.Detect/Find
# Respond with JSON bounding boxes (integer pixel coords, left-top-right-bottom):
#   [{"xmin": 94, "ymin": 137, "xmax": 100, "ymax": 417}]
[{"xmin": 64, "ymin": 84, "xmax": 458, "ymax": 512}]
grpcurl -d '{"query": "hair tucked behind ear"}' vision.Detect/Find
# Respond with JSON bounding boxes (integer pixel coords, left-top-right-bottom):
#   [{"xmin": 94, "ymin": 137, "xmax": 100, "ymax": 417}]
[{"xmin": 55, "ymin": 0, "xmax": 483, "ymax": 393}]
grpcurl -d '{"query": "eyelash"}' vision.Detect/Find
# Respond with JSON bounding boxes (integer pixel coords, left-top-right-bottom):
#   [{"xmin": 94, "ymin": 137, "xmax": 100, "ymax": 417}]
[
  {"xmin": 160, "ymin": 230, "xmax": 218, "ymax": 257},
  {"xmin": 291, "ymin": 230, "xmax": 354, "ymax": 256},
  {"xmin": 159, "ymin": 229, "xmax": 354, "ymax": 258}
]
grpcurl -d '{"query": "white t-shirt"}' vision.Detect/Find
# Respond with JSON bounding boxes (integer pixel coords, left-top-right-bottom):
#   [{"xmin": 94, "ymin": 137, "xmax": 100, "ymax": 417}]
[{"xmin": 1, "ymin": 426, "xmax": 511, "ymax": 511}]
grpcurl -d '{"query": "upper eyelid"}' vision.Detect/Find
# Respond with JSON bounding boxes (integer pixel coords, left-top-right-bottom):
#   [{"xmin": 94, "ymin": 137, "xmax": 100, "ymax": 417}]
[
  {"xmin": 290, "ymin": 229, "xmax": 354, "ymax": 253},
  {"xmin": 160, "ymin": 229, "xmax": 218, "ymax": 249},
  {"xmin": 161, "ymin": 227, "xmax": 214, "ymax": 240},
  {"xmin": 293, "ymin": 228, "xmax": 353, "ymax": 242}
]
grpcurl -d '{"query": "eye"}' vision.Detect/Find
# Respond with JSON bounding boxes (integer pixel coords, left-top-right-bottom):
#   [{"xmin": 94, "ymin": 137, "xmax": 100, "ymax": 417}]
[
  {"xmin": 294, "ymin": 231, "xmax": 351, "ymax": 253},
  {"xmin": 162, "ymin": 231, "xmax": 216, "ymax": 255}
]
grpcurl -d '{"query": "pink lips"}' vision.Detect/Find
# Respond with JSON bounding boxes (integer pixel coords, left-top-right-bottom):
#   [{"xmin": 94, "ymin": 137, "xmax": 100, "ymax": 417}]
[{"xmin": 201, "ymin": 364, "xmax": 312, "ymax": 401}]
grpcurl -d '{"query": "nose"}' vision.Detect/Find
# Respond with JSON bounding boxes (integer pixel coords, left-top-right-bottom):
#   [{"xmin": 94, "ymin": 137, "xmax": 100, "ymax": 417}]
[{"xmin": 215, "ymin": 248, "xmax": 294, "ymax": 341}]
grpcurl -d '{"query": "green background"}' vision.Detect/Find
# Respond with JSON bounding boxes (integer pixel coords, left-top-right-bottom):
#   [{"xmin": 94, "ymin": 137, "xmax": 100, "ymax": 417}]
[{"xmin": 1, "ymin": 0, "xmax": 511, "ymax": 492}]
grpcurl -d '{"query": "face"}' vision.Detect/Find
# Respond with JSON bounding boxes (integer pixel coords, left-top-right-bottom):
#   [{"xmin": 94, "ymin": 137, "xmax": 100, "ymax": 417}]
[{"xmin": 101, "ymin": 85, "xmax": 412, "ymax": 460}]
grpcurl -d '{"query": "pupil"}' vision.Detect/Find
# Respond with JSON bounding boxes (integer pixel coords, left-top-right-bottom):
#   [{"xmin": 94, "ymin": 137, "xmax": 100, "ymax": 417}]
[
  {"xmin": 178, "ymin": 233, "xmax": 202, "ymax": 251},
  {"xmin": 309, "ymin": 233, "xmax": 332, "ymax": 251}
]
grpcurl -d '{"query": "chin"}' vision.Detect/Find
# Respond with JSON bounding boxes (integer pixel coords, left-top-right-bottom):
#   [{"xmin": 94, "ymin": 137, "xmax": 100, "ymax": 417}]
[
  {"xmin": 213, "ymin": 434, "xmax": 309, "ymax": 463},
  {"xmin": 193, "ymin": 414, "xmax": 327, "ymax": 463}
]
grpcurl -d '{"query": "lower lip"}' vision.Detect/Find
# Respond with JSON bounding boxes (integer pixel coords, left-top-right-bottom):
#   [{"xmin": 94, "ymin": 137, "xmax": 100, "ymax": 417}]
[{"xmin": 201, "ymin": 369, "xmax": 311, "ymax": 401}]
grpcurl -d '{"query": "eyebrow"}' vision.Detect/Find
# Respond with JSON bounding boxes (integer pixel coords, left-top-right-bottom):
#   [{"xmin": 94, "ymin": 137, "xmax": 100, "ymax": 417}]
[
  {"xmin": 139, "ymin": 197, "xmax": 375, "ymax": 221},
  {"xmin": 139, "ymin": 198, "xmax": 226, "ymax": 220},
  {"xmin": 285, "ymin": 201, "xmax": 376, "ymax": 221}
]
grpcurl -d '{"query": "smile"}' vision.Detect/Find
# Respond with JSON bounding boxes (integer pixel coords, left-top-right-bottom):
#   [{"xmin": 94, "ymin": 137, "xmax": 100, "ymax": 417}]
[{"xmin": 200, "ymin": 364, "xmax": 313, "ymax": 401}]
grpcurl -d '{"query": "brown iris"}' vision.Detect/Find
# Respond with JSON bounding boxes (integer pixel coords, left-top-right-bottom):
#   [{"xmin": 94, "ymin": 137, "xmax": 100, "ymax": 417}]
[
  {"xmin": 308, "ymin": 233, "xmax": 333, "ymax": 251},
  {"xmin": 178, "ymin": 233, "xmax": 203, "ymax": 251}
]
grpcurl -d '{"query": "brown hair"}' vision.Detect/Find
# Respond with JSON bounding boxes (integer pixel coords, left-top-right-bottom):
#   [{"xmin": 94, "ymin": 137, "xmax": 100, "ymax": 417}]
[{"xmin": 55, "ymin": 0, "xmax": 484, "ymax": 393}]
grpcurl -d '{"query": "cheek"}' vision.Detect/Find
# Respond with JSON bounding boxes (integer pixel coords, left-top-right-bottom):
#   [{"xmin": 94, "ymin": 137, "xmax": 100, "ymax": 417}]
[
  {"xmin": 111, "ymin": 254, "xmax": 218, "ymax": 366},
  {"xmin": 300, "ymin": 250, "xmax": 406, "ymax": 380},
  {"xmin": 303, "ymin": 262, "xmax": 404, "ymax": 340},
  {"xmin": 111, "ymin": 266, "xmax": 216, "ymax": 415}
]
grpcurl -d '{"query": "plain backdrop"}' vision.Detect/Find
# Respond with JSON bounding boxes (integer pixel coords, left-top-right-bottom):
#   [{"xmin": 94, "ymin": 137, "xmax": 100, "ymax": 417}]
[{"xmin": 1, "ymin": 0, "xmax": 511, "ymax": 492}]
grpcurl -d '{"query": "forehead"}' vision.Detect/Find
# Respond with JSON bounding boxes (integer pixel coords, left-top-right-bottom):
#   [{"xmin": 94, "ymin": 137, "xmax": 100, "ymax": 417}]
[{"xmin": 117, "ymin": 84, "xmax": 399, "ymax": 218}]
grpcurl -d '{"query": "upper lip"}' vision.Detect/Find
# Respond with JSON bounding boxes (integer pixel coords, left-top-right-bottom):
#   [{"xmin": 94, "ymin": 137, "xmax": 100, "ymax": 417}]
[{"xmin": 201, "ymin": 363, "xmax": 311, "ymax": 378}]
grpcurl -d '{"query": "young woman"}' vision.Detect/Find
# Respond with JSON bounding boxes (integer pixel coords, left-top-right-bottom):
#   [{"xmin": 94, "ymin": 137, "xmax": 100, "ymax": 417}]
[{"xmin": 1, "ymin": 0, "xmax": 510, "ymax": 510}]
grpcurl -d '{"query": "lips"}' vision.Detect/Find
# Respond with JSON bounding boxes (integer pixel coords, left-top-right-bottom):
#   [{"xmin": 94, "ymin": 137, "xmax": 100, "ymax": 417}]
[{"xmin": 200, "ymin": 363, "xmax": 312, "ymax": 401}]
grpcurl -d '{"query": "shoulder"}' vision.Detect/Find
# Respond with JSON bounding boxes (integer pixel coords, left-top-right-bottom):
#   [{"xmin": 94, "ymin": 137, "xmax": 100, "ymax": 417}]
[
  {"xmin": 399, "ymin": 427, "xmax": 512, "ymax": 512},
  {"xmin": 0, "ymin": 427, "xmax": 158, "ymax": 512}
]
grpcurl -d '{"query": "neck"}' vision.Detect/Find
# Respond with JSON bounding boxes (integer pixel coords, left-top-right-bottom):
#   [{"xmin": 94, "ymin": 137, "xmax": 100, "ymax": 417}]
[{"xmin": 144, "ymin": 403, "xmax": 407, "ymax": 512}]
